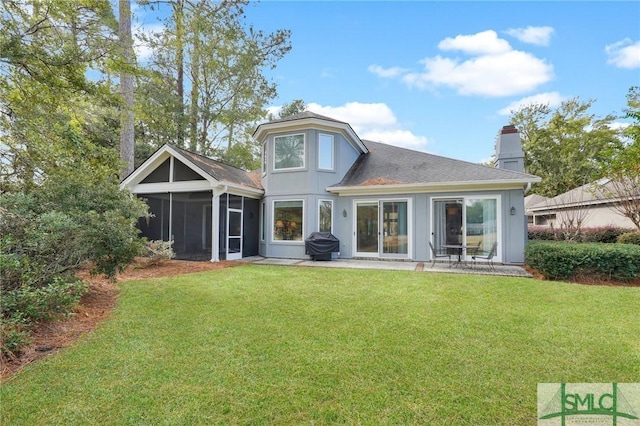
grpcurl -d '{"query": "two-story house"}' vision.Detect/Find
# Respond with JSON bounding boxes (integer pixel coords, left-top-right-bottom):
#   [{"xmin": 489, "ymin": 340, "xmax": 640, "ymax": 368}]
[{"xmin": 121, "ymin": 112, "xmax": 540, "ymax": 265}]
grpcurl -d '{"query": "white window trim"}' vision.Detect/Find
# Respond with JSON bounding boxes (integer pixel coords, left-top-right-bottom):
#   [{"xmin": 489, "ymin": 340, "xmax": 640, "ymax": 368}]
[
  {"xmin": 261, "ymin": 142, "xmax": 267, "ymax": 176},
  {"xmin": 273, "ymin": 133, "xmax": 305, "ymax": 171},
  {"xmin": 318, "ymin": 199, "xmax": 333, "ymax": 233},
  {"xmin": 271, "ymin": 199, "xmax": 305, "ymax": 244},
  {"xmin": 430, "ymin": 195, "xmax": 502, "ymax": 262},
  {"xmin": 318, "ymin": 133, "xmax": 334, "ymax": 171}
]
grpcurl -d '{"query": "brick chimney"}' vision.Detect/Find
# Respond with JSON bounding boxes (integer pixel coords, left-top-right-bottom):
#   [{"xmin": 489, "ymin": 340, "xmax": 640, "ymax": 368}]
[{"xmin": 494, "ymin": 125, "xmax": 524, "ymax": 173}]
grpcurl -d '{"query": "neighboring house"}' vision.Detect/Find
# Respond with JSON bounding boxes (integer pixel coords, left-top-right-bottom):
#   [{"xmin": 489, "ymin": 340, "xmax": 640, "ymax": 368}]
[
  {"xmin": 121, "ymin": 113, "xmax": 541, "ymax": 265},
  {"xmin": 526, "ymin": 179, "xmax": 639, "ymax": 229}
]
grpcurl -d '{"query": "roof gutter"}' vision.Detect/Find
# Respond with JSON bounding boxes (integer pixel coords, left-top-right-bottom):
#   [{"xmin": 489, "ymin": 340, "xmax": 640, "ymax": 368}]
[{"xmin": 326, "ymin": 177, "xmax": 541, "ymax": 196}]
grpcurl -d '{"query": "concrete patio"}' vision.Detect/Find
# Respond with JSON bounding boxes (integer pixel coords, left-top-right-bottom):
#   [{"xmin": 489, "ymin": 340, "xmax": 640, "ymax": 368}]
[{"xmin": 242, "ymin": 256, "xmax": 533, "ymax": 278}]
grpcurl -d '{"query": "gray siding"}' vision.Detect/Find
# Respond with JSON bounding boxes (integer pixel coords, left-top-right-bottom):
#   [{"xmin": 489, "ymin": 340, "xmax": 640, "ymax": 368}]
[{"xmin": 261, "ymin": 129, "xmax": 360, "ymax": 258}]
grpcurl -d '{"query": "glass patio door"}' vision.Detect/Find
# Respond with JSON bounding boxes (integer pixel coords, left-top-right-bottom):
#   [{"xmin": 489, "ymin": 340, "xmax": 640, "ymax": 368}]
[
  {"xmin": 227, "ymin": 208, "xmax": 242, "ymax": 260},
  {"xmin": 356, "ymin": 202, "xmax": 378, "ymax": 255},
  {"xmin": 432, "ymin": 198, "xmax": 498, "ymax": 260},
  {"xmin": 355, "ymin": 200, "xmax": 409, "ymax": 257},
  {"xmin": 382, "ymin": 201, "xmax": 408, "ymax": 256}
]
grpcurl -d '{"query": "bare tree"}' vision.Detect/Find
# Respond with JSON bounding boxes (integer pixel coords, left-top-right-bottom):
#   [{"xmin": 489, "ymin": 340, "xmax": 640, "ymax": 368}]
[
  {"xmin": 594, "ymin": 177, "xmax": 640, "ymax": 230},
  {"xmin": 545, "ymin": 186, "xmax": 592, "ymax": 241}
]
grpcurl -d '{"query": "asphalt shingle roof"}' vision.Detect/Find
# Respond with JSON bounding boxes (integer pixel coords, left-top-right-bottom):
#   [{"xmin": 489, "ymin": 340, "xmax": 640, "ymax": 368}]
[
  {"xmin": 170, "ymin": 145, "xmax": 262, "ymax": 190},
  {"xmin": 263, "ymin": 111, "xmax": 348, "ymax": 126},
  {"xmin": 332, "ymin": 140, "xmax": 539, "ymax": 188}
]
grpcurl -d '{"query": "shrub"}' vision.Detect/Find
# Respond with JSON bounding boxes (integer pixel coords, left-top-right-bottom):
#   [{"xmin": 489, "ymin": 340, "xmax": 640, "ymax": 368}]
[
  {"xmin": 580, "ymin": 226, "xmax": 634, "ymax": 243},
  {"xmin": 528, "ymin": 226, "xmax": 556, "ymax": 241},
  {"xmin": 144, "ymin": 240, "xmax": 175, "ymax": 266},
  {"xmin": 527, "ymin": 225, "xmax": 635, "ymax": 243},
  {"xmin": 0, "ymin": 161, "xmax": 148, "ymax": 358},
  {"xmin": 618, "ymin": 232, "xmax": 640, "ymax": 245},
  {"xmin": 526, "ymin": 241, "xmax": 640, "ymax": 281},
  {"xmin": 0, "ymin": 278, "xmax": 87, "ymax": 358}
]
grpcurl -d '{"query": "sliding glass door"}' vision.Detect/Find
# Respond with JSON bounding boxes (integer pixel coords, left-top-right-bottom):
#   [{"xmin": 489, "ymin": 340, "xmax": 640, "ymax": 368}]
[
  {"xmin": 432, "ymin": 197, "xmax": 499, "ymax": 260},
  {"xmin": 356, "ymin": 202, "xmax": 378, "ymax": 254},
  {"xmin": 355, "ymin": 199, "xmax": 410, "ymax": 258}
]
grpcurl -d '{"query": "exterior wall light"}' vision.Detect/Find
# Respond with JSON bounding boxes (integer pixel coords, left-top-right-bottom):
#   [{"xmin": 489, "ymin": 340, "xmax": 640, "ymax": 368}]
[
  {"xmin": 510, "ymin": 206, "xmax": 516, "ymax": 215},
  {"xmin": 343, "ymin": 209, "xmax": 347, "ymax": 218}
]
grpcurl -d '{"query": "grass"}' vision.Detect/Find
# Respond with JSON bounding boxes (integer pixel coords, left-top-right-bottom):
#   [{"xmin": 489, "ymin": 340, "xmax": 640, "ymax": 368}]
[{"xmin": 1, "ymin": 265, "xmax": 639, "ymax": 425}]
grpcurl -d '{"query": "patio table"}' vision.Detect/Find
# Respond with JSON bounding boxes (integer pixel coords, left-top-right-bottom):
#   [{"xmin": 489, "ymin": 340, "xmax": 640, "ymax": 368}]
[{"xmin": 441, "ymin": 244, "xmax": 472, "ymax": 267}]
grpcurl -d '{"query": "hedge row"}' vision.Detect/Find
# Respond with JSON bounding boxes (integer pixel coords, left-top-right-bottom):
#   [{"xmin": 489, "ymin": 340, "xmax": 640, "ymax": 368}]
[
  {"xmin": 528, "ymin": 226, "xmax": 636, "ymax": 243},
  {"xmin": 525, "ymin": 241, "xmax": 640, "ymax": 281},
  {"xmin": 618, "ymin": 232, "xmax": 640, "ymax": 245}
]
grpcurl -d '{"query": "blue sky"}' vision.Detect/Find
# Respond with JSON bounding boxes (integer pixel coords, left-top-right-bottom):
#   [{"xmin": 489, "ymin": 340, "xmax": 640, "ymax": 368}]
[{"xmin": 134, "ymin": 1, "xmax": 640, "ymax": 163}]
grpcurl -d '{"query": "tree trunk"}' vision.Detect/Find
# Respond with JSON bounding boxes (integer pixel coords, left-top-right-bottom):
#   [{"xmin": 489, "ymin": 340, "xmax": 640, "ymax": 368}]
[
  {"xmin": 189, "ymin": 20, "xmax": 200, "ymax": 152},
  {"xmin": 119, "ymin": 0, "xmax": 135, "ymax": 178},
  {"xmin": 175, "ymin": 0, "xmax": 185, "ymax": 146}
]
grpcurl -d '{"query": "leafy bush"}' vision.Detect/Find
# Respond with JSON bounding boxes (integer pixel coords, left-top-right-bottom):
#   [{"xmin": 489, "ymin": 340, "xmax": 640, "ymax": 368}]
[
  {"xmin": 618, "ymin": 232, "xmax": 640, "ymax": 245},
  {"xmin": 580, "ymin": 226, "xmax": 635, "ymax": 243},
  {"xmin": 528, "ymin": 225, "xmax": 634, "ymax": 243},
  {"xmin": 0, "ymin": 278, "xmax": 87, "ymax": 358},
  {"xmin": 528, "ymin": 226, "xmax": 556, "ymax": 241},
  {"xmin": 526, "ymin": 241, "xmax": 640, "ymax": 281},
  {"xmin": 144, "ymin": 240, "xmax": 175, "ymax": 266},
  {"xmin": 0, "ymin": 151, "xmax": 148, "ymax": 358}
]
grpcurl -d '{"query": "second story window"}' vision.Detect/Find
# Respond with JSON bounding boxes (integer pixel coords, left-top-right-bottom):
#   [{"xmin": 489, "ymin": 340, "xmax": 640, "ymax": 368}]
[
  {"xmin": 318, "ymin": 134, "xmax": 334, "ymax": 170},
  {"xmin": 274, "ymin": 134, "xmax": 305, "ymax": 170}
]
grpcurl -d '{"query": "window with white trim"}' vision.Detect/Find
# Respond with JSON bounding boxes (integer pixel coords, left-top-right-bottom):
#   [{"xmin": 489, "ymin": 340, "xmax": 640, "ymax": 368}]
[
  {"xmin": 274, "ymin": 134, "xmax": 305, "ymax": 170},
  {"xmin": 273, "ymin": 200, "xmax": 303, "ymax": 241},
  {"xmin": 318, "ymin": 200, "xmax": 333, "ymax": 233},
  {"xmin": 318, "ymin": 134, "xmax": 334, "ymax": 170}
]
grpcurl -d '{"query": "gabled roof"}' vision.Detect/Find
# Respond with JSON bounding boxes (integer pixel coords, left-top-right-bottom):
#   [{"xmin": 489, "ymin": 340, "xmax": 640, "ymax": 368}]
[
  {"xmin": 527, "ymin": 178, "xmax": 639, "ymax": 211},
  {"xmin": 525, "ymin": 194, "xmax": 550, "ymax": 208},
  {"xmin": 170, "ymin": 145, "xmax": 262, "ymax": 190},
  {"xmin": 327, "ymin": 140, "xmax": 540, "ymax": 195},
  {"xmin": 120, "ymin": 144, "xmax": 263, "ymax": 196},
  {"xmin": 253, "ymin": 111, "xmax": 368, "ymax": 155}
]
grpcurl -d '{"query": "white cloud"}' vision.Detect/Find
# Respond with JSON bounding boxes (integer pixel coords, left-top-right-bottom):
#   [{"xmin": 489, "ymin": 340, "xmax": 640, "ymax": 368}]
[
  {"xmin": 498, "ymin": 92, "xmax": 564, "ymax": 115},
  {"xmin": 438, "ymin": 30, "xmax": 511, "ymax": 55},
  {"xmin": 605, "ymin": 39, "xmax": 640, "ymax": 69},
  {"xmin": 368, "ymin": 65, "xmax": 409, "ymax": 78},
  {"xmin": 133, "ymin": 22, "xmax": 164, "ymax": 61},
  {"xmin": 504, "ymin": 26, "xmax": 554, "ymax": 46},
  {"xmin": 307, "ymin": 102, "xmax": 397, "ymax": 128},
  {"xmin": 357, "ymin": 129, "xmax": 430, "ymax": 152},
  {"xmin": 373, "ymin": 30, "xmax": 553, "ymax": 97},
  {"xmin": 304, "ymin": 102, "xmax": 431, "ymax": 152},
  {"xmin": 608, "ymin": 121, "xmax": 630, "ymax": 131},
  {"xmin": 404, "ymin": 50, "xmax": 553, "ymax": 97}
]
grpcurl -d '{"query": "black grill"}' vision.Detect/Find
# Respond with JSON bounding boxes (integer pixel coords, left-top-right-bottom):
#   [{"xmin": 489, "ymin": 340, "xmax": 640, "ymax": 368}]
[{"xmin": 305, "ymin": 232, "xmax": 340, "ymax": 261}]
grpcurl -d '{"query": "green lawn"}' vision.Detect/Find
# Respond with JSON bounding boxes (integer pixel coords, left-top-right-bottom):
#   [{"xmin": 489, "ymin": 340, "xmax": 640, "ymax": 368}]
[{"xmin": 2, "ymin": 265, "xmax": 639, "ymax": 425}]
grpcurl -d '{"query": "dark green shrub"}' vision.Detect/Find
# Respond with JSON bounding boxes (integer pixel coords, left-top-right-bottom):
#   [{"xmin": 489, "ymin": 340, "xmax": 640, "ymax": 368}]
[
  {"xmin": 581, "ymin": 226, "xmax": 634, "ymax": 243},
  {"xmin": 1, "ymin": 317, "xmax": 31, "ymax": 359},
  {"xmin": 528, "ymin": 226, "xmax": 635, "ymax": 243},
  {"xmin": 526, "ymin": 241, "xmax": 640, "ymax": 281},
  {"xmin": 618, "ymin": 232, "xmax": 640, "ymax": 245},
  {"xmin": 0, "ymin": 160, "xmax": 147, "ymax": 358},
  {"xmin": 528, "ymin": 226, "xmax": 556, "ymax": 241}
]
